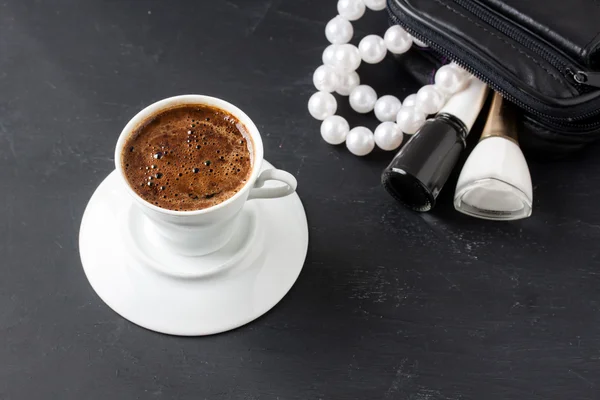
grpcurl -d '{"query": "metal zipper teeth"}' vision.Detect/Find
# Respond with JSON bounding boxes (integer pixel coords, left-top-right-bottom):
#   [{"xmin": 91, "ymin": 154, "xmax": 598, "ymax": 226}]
[
  {"xmin": 453, "ymin": 0, "xmax": 576, "ymax": 82},
  {"xmin": 457, "ymin": 0, "xmax": 600, "ymax": 92},
  {"xmin": 455, "ymin": 1, "xmax": 600, "ymax": 91},
  {"xmin": 386, "ymin": 8, "xmax": 600, "ymax": 129}
]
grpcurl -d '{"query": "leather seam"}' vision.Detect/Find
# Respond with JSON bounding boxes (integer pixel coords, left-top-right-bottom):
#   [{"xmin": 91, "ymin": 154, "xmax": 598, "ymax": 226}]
[
  {"xmin": 581, "ymin": 1, "xmax": 600, "ymax": 57},
  {"xmin": 582, "ymin": 31, "xmax": 600, "ymax": 63},
  {"xmin": 431, "ymin": 0, "xmax": 565, "ymax": 84}
]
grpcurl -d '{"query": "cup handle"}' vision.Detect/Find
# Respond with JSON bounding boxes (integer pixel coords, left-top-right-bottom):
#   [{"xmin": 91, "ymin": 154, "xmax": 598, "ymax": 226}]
[{"xmin": 248, "ymin": 169, "xmax": 297, "ymax": 200}]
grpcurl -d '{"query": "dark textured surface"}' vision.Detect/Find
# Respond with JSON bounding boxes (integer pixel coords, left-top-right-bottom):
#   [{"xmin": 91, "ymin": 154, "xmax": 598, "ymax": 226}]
[{"xmin": 1, "ymin": 1, "xmax": 600, "ymax": 399}]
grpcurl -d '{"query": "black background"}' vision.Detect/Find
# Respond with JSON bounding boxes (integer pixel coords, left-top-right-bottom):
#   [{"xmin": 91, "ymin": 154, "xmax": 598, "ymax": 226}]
[{"xmin": 2, "ymin": 1, "xmax": 600, "ymax": 399}]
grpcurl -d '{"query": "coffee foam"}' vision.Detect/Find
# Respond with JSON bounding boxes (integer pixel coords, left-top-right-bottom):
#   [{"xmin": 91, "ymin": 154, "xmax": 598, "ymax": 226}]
[{"xmin": 121, "ymin": 105, "xmax": 253, "ymax": 211}]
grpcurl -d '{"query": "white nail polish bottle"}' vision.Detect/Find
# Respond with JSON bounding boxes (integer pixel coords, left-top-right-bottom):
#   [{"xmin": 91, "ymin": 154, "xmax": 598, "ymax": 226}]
[{"xmin": 454, "ymin": 92, "xmax": 533, "ymax": 220}]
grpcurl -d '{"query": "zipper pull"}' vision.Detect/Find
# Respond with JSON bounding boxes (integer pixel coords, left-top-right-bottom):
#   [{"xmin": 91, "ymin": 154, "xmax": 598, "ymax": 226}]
[{"xmin": 573, "ymin": 70, "xmax": 600, "ymax": 88}]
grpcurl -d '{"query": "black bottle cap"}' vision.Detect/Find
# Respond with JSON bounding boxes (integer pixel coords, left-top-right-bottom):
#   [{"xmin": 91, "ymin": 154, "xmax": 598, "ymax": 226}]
[
  {"xmin": 381, "ymin": 114, "xmax": 468, "ymax": 212},
  {"xmin": 382, "ymin": 165, "xmax": 436, "ymax": 212}
]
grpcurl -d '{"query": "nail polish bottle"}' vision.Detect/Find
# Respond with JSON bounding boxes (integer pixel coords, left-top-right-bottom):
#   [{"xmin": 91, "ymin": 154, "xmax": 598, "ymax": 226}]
[
  {"xmin": 381, "ymin": 78, "xmax": 489, "ymax": 212},
  {"xmin": 454, "ymin": 92, "xmax": 533, "ymax": 220}
]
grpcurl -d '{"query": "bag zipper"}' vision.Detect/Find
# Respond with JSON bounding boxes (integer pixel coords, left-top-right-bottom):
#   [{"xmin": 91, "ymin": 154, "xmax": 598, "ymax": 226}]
[
  {"xmin": 387, "ymin": 0, "xmax": 600, "ymax": 129},
  {"xmin": 454, "ymin": 0, "xmax": 600, "ymax": 90},
  {"xmin": 574, "ymin": 71, "xmax": 600, "ymax": 87}
]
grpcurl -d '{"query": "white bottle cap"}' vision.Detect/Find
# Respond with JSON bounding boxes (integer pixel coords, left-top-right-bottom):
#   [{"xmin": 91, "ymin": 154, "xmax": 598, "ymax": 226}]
[{"xmin": 439, "ymin": 77, "xmax": 489, "ymax": 132}]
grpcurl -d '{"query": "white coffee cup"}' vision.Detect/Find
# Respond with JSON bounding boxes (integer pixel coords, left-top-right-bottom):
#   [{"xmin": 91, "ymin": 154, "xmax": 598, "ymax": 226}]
[{"xmin": 114, "ymin": 95, "xmax": 297, "ymax": 256}]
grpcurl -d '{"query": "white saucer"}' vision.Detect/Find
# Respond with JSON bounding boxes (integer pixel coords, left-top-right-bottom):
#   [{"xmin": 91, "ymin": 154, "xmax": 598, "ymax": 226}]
[{"xmin": 79, "ymin": 160, "xmax": 308, "ymax": 336}]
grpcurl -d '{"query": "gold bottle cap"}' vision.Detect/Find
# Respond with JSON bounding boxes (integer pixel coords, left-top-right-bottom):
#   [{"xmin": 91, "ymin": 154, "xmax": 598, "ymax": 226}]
[{"xmin": 480, "ymin": 92, "xmax": 518, "ymax": 144}]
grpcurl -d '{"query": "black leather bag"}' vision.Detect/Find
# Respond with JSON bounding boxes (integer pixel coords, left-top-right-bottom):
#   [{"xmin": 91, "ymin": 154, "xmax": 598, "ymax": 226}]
[{"xmin": 387, "ymin": 0, "xmax": 600, "ymax": 157}]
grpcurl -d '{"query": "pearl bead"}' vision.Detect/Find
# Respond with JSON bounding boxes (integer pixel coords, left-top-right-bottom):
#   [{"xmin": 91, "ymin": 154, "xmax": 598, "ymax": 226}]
[
  {"xmin": 337, "ymin": 0, "xmax": 365, "ymax": 21},
  {"xmin": 403, "ymin": 93, "xmax": 417, "ymax": 107},
  {"xmin": 330, "ymin": 44, "xmax": 361, "ymax": 73},
  {"xmin": 313, "ymin": 65, "xmax": 339, "ymax": 93},
  {"xmin": 384, "ymin": 25, "xmax": 413, "ymax": 54},
  {"xmin": 322, "ymin": 44, "xmax": 339, "ymax": 66},
  {"xmin": 335, "ymin": 71, "xmax": 360, "ymax": 96},
  {"xmin": 363, "ymin": 0, "xmax": 387, "ymax": 11},
  {"xmin": 412, "ymin": 37, "xmax": 428, "ymax": 47},
  {"xmin": 415, "ymin": 84, "xmax": 445, "ymax": 115},
  {"xmin": 358, "ymin": 34, "xmax": 387, "ymax": 64},
  {"xmin": 346, "ymin": 127, "xmax": 375, "ymax": 156},
  {"xmin": 320, "ymin": 115, "xmax": 350, "ymax": 145},
  {"xmin": 325, "ymin": 16, "xmax": 353, "ymax": 44},
  {"xmin": 396, "ymin": 106, "xmax": 426, "ymax": 134},
  {"xmin": 448, "ymin": 61, "xmax": 469, "ymax": 77},
  {"xmin": 374, "ymin": 122, "xmax": 403, "ymax": 151},
  {"xmin": 434, "ymin": 64, "xmax": 467, "ymax": 95},
  {"xmin": 374, "ymin": 95, "xmax": 402, "ymax": 122},
  {"xmin": 308, "ymin": 91, "xmax": 337, "ymax": 120},
  {"xmin": 349, "ymin": 85, "xmax": 377, "ymax": 114}
]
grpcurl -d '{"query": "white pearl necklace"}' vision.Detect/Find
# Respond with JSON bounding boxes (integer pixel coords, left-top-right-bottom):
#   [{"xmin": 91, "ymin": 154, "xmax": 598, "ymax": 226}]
[{"xmin": 309, "ymin": 0, "xmax": 473, "ymax": 156}]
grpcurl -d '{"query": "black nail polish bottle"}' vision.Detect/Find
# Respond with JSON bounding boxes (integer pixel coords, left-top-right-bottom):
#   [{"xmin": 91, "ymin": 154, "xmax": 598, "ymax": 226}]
[{"xmin": 382, "ymin": 78, "xmax": 489, "ymax": 212}]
